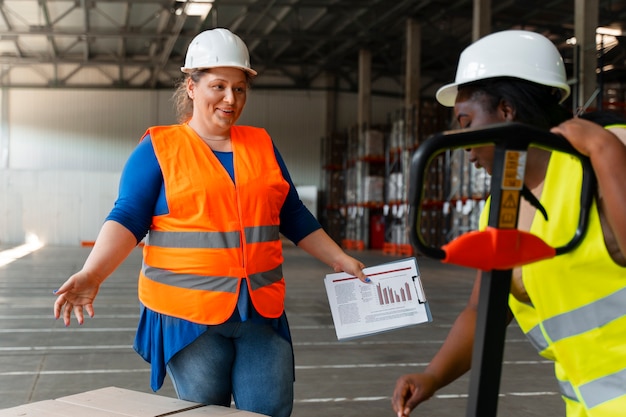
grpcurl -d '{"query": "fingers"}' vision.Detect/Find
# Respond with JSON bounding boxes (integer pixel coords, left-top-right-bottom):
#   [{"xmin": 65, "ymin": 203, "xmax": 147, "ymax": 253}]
[
  {"xmin": 52, "ymin": 274, "xmax": 98, "ymax": 326},
  {"xmin": 58, "ymin": 302, "xmax": 87, "ymax": 326},
  {"xmin": 52, "ymin": 279, "xmax": 72, "ymax": 320},
  {"xmin": 53, "ymin": 292, "xmax": 94, "ymax": 326},
  {"xmin": 332, "ymin": 256, "xmax": 370, "ymax": 283},
  {"xmin": 63, "ymin": 302, "xmax": 73, "ymax": 326},
  {"xmin": 347, "ymin": 259, "xmax": 369, "ymax": 283},
  {"xmin": 73, "ymin": 304, "xmax": 85, "ymax": 325},
  {"xmin": 392, "ymin": 379, "xmax": 412, "ymax": 416},
  {"xmin": 53, "ymin": 281, "xmax": 70, "ymax": 296},
  {"xmin": 85, "ymin": 304, "xmax": 95, "ymax": 319},
  {"xmin": 392, "ymin": 374, "xmax": 431, "ymax": 417},
  {"xmin": 550, "ymin": 117, "xmax": 611, "ymax": 157},
  {"xmin": 355, "ymin": 261, "xmax": 370, "ymax": 283},
  {"xmin": 53, "ymin": 292, "xmax": 67, "ymax": 320},
  {"xmin": 54, "ymin": 300, "xmax": 95, "ymax": 327}
]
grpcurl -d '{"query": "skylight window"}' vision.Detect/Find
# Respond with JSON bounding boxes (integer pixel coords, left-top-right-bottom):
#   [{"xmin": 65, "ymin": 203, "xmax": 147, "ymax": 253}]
[{"xmin": 175, "ymin": 0, "xmax": 214, "ymax": 18}]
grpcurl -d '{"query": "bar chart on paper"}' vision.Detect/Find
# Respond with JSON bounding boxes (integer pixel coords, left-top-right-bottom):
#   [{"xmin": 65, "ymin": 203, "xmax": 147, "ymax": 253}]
[
  {"xmin": 324, "ymin": 258, "xmax": 433, "ymax": 340},
  {"xmin": 376, "ymin": 281, "xmax": 413, "ymax": 305}
]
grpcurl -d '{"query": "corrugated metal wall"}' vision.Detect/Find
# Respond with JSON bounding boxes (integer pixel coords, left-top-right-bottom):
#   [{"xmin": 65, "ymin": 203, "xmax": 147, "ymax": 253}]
[
  {"xmin": 0, "ymin": 88, "xmax": 401, "ymax": 245},
  {"xmin": 9, "ymin": 89, "xmax": 167, "ymax": 171},
  {"xmin": 1, "ymin": 88, "xmax": 170, "ymax": 245}
]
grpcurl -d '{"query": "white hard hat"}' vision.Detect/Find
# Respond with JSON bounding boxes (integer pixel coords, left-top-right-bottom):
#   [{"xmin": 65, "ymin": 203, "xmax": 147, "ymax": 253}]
[
  {"xmin": 436, "ymin": 30, "xmax": 570, "ymax": 107},
  {"xmin": 181, "ymin": 28, "xmax": 257, "ymax": 76}
]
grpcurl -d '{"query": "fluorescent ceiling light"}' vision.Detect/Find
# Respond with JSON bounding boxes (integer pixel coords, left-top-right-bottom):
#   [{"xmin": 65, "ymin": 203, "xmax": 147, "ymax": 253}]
[
  {"xmin": 596, "ymin": 26, "xmax": 622, "ymax": 36},
  {"xmin": 564, "ymin": 26, "xmax": 623, "ymax": 49},
  {"xmin": 176, "ymin": 0, "xmax": 213, "ymax": 18}
]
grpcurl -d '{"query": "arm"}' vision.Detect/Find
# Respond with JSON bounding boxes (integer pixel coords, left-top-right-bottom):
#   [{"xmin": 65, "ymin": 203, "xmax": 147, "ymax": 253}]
[
  {"xmin": 272, "ymin": 144, "xmax": 323, "ymax": 242},
  {"xmin": 297, "ymin": 228, "xmax": 367, "ymax": 282},
  {"xmin": 270, "ymin": 144, "xmax": 367, "ymax": 281},
  {"xmin": 53, "ymin": 136, "xmax": 162, "ymax": 325},
  {"xmin": 392, "ymin": 270, "xmax": 482, "ymax": 417},
  {"xmin": 550, "ymin": 118, "xmax": 626, "ymax": 256},
  {"xmin": 53, "ymin": 220, "xmax": 137, "ymax": 325}
]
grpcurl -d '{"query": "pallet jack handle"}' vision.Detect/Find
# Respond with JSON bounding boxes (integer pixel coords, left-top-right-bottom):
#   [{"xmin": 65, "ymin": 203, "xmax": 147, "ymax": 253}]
[{"xmin": 408, "ymin": 122, "xmax": 596, "ymax": 417}]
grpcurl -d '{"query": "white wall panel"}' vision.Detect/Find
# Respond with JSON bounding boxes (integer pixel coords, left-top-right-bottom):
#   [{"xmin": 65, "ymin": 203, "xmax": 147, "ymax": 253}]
[
  {"xmin": 0, "ymin": 170, "xmax": 119, "ymax": 245},
  {"xmin": 0, "ymin": 87, "xmax": 402, "ymax": 245},
  {"xmin": 9, "ymin": 89, "xmax": 162, "ymax": 171},
  {"xmin": 0, "ymin": 88, "xmax": 7, "ymax": 168},
  {"xmin": 239, "ymin": 90, "xmax": 326, "ymax": 187},
  {"xmin": 337, "ymin": 92, "xmax": 403, "ymax": 132}
]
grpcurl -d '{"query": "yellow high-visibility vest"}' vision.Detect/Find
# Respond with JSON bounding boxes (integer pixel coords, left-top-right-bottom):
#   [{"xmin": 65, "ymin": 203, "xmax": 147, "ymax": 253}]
[{"xmin": 481, "ymin": 148, "xmax": 626, "ymax": 416}]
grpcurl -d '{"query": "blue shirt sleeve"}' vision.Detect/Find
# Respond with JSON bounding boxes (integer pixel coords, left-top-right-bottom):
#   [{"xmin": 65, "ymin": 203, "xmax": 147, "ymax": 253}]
[
  {"xmin": 105, "ymin": 136, "xmax": 163, "ymax": 243},
  {"xmin": 273, "ymin": 145, "xmax": 322, "ymax": 244}
]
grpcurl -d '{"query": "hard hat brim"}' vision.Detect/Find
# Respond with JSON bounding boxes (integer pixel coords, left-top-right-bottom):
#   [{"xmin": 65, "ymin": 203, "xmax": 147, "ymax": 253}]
[
  {"xmin": 180, "ymin": 65, "xmax": 257, "ymax": 77},
  {"xmin": 435, "ymin": 82, "xmax": 458, "ymax": 107}
]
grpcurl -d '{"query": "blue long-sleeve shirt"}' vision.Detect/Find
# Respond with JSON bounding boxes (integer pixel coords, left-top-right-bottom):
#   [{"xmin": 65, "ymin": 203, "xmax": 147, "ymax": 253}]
[{"xmin": 106, "ymin": 134, "xmax": 321, "ymax": 391}]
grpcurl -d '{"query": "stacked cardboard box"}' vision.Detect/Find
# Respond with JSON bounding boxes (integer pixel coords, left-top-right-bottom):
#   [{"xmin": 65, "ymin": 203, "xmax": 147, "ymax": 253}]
[{"xmin": 0, "ymin": 387, "xmax": 265, "ymax": 417}]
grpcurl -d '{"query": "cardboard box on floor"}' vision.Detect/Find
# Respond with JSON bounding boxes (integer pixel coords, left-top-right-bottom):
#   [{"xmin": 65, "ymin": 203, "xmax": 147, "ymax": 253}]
[{"xmin": 0, "ymin": 386, "xmax": 267, "ymax": 416}]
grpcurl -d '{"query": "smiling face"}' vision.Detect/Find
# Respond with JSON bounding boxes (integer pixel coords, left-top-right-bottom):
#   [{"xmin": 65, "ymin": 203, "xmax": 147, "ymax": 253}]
[
  {"xmin": 453, "ymin": 87, "xmax": 512, "ymax": 174},
  {"xmin": 187, "ymin": 67, "xmax": 248, "ymax": 138}
]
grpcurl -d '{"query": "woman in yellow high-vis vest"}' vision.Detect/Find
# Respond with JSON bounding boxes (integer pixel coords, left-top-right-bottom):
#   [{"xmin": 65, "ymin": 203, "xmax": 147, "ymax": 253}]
[
  {"xmin": 392, "ymin": 30, "xmax": 626, "ymax": 417},
  {"xmin": 53, "ymin": 28, "xmax": 368, "ymax": 417}
]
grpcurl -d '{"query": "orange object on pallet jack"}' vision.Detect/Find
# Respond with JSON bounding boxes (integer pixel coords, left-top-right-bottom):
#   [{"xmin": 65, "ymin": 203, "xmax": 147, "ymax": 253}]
[{"xmin": 442, "ymin": 226, "xmax": 556, "ymax": 271}]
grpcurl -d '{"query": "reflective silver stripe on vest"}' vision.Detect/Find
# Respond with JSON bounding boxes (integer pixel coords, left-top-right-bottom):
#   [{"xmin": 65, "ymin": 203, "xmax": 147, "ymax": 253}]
[
  {"xmin": 557, "ymin": 379, "xmax": 578, "ymax": 402},
  {"xmin": 143, "ymin": 263, "xmax": 282, "ymax": 292},
  {"xmin": 244, "ymin": 225, "xmax": 280, "ymax": 244},
  {"xmin": 147, "ymin": 230, "xmax": 240, "ymax": 249},
  {"xmin": 542, "ymin": 287, "xmax": 626, "ymax": 343},
  {"xmin": 249, "ymin": 265, "xmax": 283, "ymax": 290},
  {"xmin": 143, "ymin": 264, "xmax": 239, "ymax": 293},
  {"xmin": 526, "ymin": 324, "xmax": 549, "ymax": 353},
  {"xmin": 580, "ymin": 367, "xmax": 626, "ymax": 409},
  {"xmin": 526, "ymin": 288, "xmax": 626, "ymax": 408}
]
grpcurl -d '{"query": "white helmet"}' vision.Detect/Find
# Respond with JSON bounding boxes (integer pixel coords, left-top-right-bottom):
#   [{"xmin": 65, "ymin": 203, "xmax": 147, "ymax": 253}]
[
  {"xmin": 436, "ymin": 30, "xmax": 570, "ymax": 107},
  {"xmin": 181, "ymin": 28, "xmax": 257, "ymax": 76}
]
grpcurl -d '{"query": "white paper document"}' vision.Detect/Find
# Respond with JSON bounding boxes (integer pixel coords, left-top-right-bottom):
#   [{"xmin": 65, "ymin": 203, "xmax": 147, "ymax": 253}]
[{"xmin": 324, "ymin": 257, "xmax": 432, "ymax": 340}]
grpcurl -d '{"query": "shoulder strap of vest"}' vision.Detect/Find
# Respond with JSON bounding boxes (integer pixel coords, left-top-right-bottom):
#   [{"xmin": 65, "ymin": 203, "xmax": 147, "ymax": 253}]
[
  {"xmin": 231, "ymin": 125, "xmax": 271, "ymax": 140},
  {"xmin": 142, "ymin": 125, "xmax": 187, "ymax": 142}
]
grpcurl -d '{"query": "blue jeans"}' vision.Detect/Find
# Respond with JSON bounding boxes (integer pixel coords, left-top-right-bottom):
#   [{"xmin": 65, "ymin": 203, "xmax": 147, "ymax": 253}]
[{"xmin": 166, "ymin": 319, "xmax": 294, "ymax": 417}]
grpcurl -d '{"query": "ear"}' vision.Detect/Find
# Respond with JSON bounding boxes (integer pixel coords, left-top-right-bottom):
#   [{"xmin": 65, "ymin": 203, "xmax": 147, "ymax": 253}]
[
  {"xmin": 497, "ymin": 99, "xmax": 516, "ymax": 122},
  {"xmin": 186, "ymin": 77, "xmax": 195, "ymax": 99}
]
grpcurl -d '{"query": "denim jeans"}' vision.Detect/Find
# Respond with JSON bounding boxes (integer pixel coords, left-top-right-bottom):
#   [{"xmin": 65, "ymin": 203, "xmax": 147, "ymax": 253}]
[{"xmin": 166, "ymin": 319, "xmax": 294, "ymax": 417}]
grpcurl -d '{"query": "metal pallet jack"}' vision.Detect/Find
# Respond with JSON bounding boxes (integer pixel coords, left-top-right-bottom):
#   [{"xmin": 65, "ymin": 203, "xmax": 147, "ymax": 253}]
[{"xmin": 408, "ymin": 122, "xmax": 596, "ymax": 417}]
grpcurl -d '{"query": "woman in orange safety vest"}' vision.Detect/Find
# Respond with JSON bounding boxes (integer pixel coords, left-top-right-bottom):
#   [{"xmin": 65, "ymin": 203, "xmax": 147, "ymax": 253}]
[{"xmin": 53, "ymin": 28, "xmax": 368, "ymax": 417}]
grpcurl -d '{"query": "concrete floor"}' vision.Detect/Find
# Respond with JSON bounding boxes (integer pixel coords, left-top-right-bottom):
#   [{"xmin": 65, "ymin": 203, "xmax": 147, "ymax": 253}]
[{"xmin": 0, "ymin": 243, "xmax": 565, "ymax": 416}]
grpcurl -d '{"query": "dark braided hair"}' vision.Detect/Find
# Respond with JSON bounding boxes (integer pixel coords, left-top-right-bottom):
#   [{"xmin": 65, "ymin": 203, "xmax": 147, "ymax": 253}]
[{"xmin": 459, "ymin": 77, "xmax": 572, "ymax": 129}]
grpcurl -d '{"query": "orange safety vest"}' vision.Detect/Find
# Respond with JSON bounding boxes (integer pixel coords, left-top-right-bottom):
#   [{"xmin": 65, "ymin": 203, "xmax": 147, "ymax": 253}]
[{"xmin": 137, "ymin": 124, "xmax": 290, "ymax": 325}]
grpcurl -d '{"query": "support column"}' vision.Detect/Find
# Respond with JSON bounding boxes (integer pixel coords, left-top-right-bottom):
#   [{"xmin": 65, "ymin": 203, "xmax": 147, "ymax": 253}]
[
  {"xmin": 472, "ymin": 0, "xmax": 491, "ymax": 41},
  {"xmin": 405, "ymin": 19, "xmax": 421, "ymax": 112},
  {"xmin": 575, "ymin": 0, "xmax": 599, "ymax": 110},
  {"xmin": 1, "ymin": 87, "xmax": 8, "ymax": 169},
  {"xmin": 325, "ymin": 72, "xmax": 337, "ymax": 138},
  {"xmin": 358, "ymin": 48, "xmax": 371, "ymax": 129}
]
